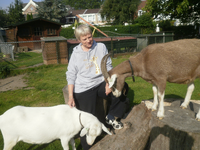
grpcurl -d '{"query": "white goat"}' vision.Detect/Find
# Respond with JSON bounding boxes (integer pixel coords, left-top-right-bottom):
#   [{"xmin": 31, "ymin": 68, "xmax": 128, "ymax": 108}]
[
  {"xmin": 101, "ymin": 39, "xmax": 200, "ymax": 120},
  {"xmin": 0, "ymin": 105, "xmax": 112, "ymax": 150}
]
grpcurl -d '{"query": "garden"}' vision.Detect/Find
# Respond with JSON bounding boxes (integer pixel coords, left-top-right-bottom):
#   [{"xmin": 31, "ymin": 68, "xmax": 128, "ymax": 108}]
[{"xmin": 1, "ymin": 51, "xmax": 200, "ymax": 149}]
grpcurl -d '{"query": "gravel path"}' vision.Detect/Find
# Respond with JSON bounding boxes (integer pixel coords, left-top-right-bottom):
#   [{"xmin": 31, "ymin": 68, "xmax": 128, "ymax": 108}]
[{"xmin": 0, "ymin": 74, "xmax": 29, "ymax": 92}]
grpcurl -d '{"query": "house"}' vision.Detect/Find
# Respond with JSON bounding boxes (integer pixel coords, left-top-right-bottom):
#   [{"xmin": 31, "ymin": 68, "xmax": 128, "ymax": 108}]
[
  {"xmin": 5, "ymin": 18, "xmax": 63, "ymax": 51},
  {"xmin": 137, "ymin": 0, "xmax": 147, "ymax": 17},
  {"xmin": 22, "ymin": 0, "xmax": 71, "ymax": 21},
  {"xmin": 64, "ymin": 0, "xmax": 147, "ymax": 26},
  {"xmin": 22, "ymin": 0, "xmax": 146, "ymax": 26},
  {"xmin": 79, "ymin": 9, "xmax": 105, "ymax": 25},
  {"xmin": 22, "ymin": 0, "xmax": 42, "ymax": 19},
  {"xmin": 65, "ymin": 9, "xmax": 105, "ymax": 26}
]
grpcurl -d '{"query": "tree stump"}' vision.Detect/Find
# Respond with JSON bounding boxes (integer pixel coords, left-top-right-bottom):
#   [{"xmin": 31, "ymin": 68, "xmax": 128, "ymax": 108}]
[{"xmin": 91, "ymin": 100, "xmax": 200, "ymax": 150}]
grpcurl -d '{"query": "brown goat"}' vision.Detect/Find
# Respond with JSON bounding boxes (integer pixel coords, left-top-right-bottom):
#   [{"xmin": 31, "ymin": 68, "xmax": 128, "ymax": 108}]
[{"xmin": 101, "ymin": 39, "xmax": 200, "ymax": 120}]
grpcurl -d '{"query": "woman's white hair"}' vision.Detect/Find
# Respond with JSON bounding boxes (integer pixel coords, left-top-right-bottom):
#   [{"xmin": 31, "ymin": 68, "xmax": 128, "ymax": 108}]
[{"xmin": 74, "ymin": 24, "xmax": 92, "ymax": 40}]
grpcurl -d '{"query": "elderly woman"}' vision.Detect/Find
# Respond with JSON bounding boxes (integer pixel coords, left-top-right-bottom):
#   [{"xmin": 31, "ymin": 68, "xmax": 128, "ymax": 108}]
[{"xmin": 66, "ymin": 24, "xmax": 128, "ymax": 150}]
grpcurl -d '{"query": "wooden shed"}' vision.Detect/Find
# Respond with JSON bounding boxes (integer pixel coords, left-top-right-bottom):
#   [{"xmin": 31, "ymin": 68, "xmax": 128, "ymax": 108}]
[
  {"xmin": 5, "ymin": 18, "xmax": 63, "ymax": 51},
  {"xmin": 41, "ymin": 36, "xmax": 68, "ymax": 65}
]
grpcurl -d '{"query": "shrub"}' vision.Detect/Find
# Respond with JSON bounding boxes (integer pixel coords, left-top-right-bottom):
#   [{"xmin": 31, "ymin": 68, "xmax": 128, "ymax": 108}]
[
  {"xmin": 173, "ymin": 25, "xmax": 197, "ymax": 39},
  {"xmin": 134, "ymin": 13, "xmax": 155, "ymax": 34},
  {"xmin": 60, "ymin": 25, "xmax": 75, "ymax": 39},
  {"xmin": 159, "ymin": 20, "xmax": 173, "ymax": 31},
  {"xmin": 60, "ymin": 24, "xmax": 141, "ymax": 39},
  {"xmin": 0, "ymin": 63, "xmax": 11, "ymax": 79}
]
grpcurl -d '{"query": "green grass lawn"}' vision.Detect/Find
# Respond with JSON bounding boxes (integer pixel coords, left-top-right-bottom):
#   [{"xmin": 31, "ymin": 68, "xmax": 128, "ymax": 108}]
[
  {"xmin": 3, "ymin": 52, "xmax": 43, "ymax": 69},
  {"xmin": 1, "ymin": 52, "xmax": 200, "ymax": 149}
]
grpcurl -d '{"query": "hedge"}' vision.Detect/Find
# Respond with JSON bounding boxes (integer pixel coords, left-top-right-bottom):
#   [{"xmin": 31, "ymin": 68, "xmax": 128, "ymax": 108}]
[
  {"xmin": 60, "ymin": 24, "xmax": 199, "ymax": 40},
  {"xmin": 60, "ymin": 24, "xmax": 142, "ymax": 39}
]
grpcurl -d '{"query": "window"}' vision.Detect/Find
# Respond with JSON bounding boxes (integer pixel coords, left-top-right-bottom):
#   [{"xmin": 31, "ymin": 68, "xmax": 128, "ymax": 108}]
[
  {"xmin": 138, "ymin": 10, "xmax": 143, "ymax": 17},
  {"xmin": 80, "ymin": 15, "xmax": 87, "ymax": 22},
  {"xmin": 34, "ymin": 27, "xmax": 42, "ymax": 36},
  {"xmin": 47, "ymin": 28, "xmax": 56, "ymax": 35},
  {"xmin": 88, "ymin": 15, "xmax": 95, "ymax": 22},
  {"xmin": 18, "ymin": 28, "xmax": 30, "ymax": 36}
]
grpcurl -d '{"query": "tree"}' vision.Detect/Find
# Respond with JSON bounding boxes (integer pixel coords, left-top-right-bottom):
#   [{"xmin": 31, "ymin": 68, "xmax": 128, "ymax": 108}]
[
  {"xmin": 36, "ymin": 0, "xmax": 67, "ymax": 22},
  {"xmin": 27, "ymin": 13, "xmax": 33, "ymax": 20},
  {"xmin": 7, "ymin": 0, "xmax": 25, "ymax": 25},
  {"xmin": 159, "ymin": 20, "xmax": 173, "ymax": 31},
  {"xmin": 134, "ymin": 13, "xmax": 155, "ymax": 34},
  {"xmin": 100, "ymin": 0, "xmax": 141, "ymax": 25},
  {"xmin": 27, "ymin": 14, "xmax": 31, "ymax": 20},
  {"xmin": 144, "ymin": 0, "xmax": 200, "ymax": 25},
  {"xmin": 0, "ymin": 8, "xmax": 8, "ymax": 27},
  {"xmin": 63, "ymin": 0, "xmax": 104, "ymax": 9},
  {"xmin": 30, "ymin": 13, "xmax": 33, "ymax": 20}
]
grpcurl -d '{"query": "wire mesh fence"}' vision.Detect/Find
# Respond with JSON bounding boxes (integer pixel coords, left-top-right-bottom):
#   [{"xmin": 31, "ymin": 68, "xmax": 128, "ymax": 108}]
[
  {"xmin": 0, "ymin": 30, "xmax": 15, "ymax": 60},
  {"xmin": 0, "ymin": 33, "xmax": 174, "ymax": 63},
  {"xmin": 136, "ymin": 32, "xmax": 174, "ymax": 51}
]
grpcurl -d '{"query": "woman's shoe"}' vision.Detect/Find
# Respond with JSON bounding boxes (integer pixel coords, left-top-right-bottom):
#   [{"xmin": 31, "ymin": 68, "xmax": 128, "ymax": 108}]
[{"xmin": 106, "ymin": 116, "xmax": 123, "ymax": 130}]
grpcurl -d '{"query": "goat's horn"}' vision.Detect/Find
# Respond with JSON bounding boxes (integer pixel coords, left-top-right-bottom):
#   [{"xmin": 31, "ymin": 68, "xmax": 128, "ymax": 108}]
[{"xmin": 101, "ymin": 52, "xmax": 112, "ymax": 80}]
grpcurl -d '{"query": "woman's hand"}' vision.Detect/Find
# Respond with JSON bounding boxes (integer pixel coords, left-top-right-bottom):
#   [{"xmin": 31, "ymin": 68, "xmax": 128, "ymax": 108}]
[
  {"xmin": 67, "ymin": 85, "xmax": 75, "ymax": 108},
  {"xmin": 68, "ymin": 97, "xmax": 76, "ymax": 108},
  {"xmin": 105, "ymin": 83, "xmax": 112, "ymax": 95}
]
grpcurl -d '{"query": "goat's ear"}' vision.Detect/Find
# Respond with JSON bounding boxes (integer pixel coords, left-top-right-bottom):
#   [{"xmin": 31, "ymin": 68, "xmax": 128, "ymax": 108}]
[
  {"xmin": 80, "ymin": 127, "xmax": 89, "ymax": 137},
  {"xmin": 101, "ymin": 123, "xmax": 112, "ymax": 135},
  {"xmin": 108, "ymin": 74, "xmax": 117, "ymax": 88}
]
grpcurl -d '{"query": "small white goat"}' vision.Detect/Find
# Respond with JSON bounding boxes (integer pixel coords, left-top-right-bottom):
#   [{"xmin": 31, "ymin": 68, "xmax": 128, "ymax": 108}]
[
  {"xmin": 0, "ymin": 105, "xmax": 112, "ymax": 150},
  {"xmin": 101, "ymin": 39, "xmax": 200, "ymax": 120}
]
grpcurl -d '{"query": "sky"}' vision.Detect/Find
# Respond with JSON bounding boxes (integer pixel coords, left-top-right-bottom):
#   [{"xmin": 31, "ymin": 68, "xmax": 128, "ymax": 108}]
[{"xmin": 0, "ymin": 0, "xmax": 42, "ymax": 10}]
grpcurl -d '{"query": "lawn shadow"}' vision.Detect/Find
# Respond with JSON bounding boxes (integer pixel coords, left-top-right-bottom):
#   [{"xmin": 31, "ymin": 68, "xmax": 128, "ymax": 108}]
[
  {"xmin": 127, "ymin": 87, "xmax": 135, "ymax": 106},
  {"xmin": 1, "ymin": 59, "xmax": 18, "ymax": 68},
  {"xmin": 26, "ymin": 139, "xmax": 82, "ymax": 150},
  {"xmin": 165, "ymin": 94, "xmax": 184, "ymax": 100},
  {"xmin": 27, "ymin": 143, "xmax": 49, "ymax": 150}
]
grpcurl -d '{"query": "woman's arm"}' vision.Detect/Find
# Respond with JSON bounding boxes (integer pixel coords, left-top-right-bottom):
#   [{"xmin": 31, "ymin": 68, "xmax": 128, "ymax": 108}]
[
  {"xmin": 66, "ymin": 51, "xmax": 77, "ymax": 108},
  {"xmin": 68, "ymin": 84, "xmax": 76, "ymax": 108}
]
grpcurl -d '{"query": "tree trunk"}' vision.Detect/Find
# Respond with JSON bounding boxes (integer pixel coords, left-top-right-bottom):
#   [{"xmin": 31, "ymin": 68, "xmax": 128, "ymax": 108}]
[{"xmin": 91, "ymin": 100, "xmax": 200, "ymax": 150}]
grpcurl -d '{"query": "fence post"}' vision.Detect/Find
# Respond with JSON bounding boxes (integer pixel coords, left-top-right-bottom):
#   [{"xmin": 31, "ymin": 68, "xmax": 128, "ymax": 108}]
[
  {"xmin": 11, "ymin": 45, "xmax": 14, "ymax": 61},
  {"xmin": 163, "ymin": 32, "xmax": 165, "ymax": 43},
  {"xmin": 56, "ymin": 40, "xmax": 59, "ymax": 64},
  {"xmin": 111, "ymin": 37, "xmax": 114, "ymax": 57},
  {"xmin": 146, "ymin": 36, "xmax": 148, "ymax": 46}
]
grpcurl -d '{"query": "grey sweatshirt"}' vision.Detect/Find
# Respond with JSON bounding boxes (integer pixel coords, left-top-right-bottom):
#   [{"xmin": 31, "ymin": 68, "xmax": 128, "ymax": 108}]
[{"xmin": 66, "ymin": 40, "xmax": 113, "ymax": 93}]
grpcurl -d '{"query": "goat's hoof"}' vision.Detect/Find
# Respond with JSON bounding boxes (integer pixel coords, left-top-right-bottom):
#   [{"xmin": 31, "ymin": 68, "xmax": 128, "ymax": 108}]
[
  {"xmin": 157, "ymin": 117, "xmax": 163, "ymax": 120},
  {"xmin": 180, "ymin": 106, "xmax": 186, "ymax": 109},
  {"xmin": 196, "ymin": 118, "xmax": 200, "ymax": 121}
]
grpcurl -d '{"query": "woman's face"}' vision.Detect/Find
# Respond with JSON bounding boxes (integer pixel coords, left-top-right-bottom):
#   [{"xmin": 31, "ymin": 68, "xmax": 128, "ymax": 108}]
[{"xmin": 79, "ymin": 33, "xmax": 93, "ymax": 50}]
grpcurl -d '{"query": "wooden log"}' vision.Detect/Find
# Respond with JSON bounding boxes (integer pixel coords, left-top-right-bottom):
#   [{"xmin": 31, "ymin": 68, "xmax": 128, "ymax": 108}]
[
  {"xmin": 91, "ymin": 102, "xmax": 152, "ymax": 150},
  {"xmin": 147, "ymin": 100, "xmax": 200, "ymax": 150},
  {"xmin": 91, "ymin": 100, "xmax": 200, "ymax": 150}
]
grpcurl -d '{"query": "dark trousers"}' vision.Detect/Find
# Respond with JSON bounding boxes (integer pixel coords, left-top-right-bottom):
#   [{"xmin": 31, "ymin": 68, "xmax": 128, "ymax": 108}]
[{"xmin": 74, "ymin": 81, "xmax": 128, "ymax": 150}]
